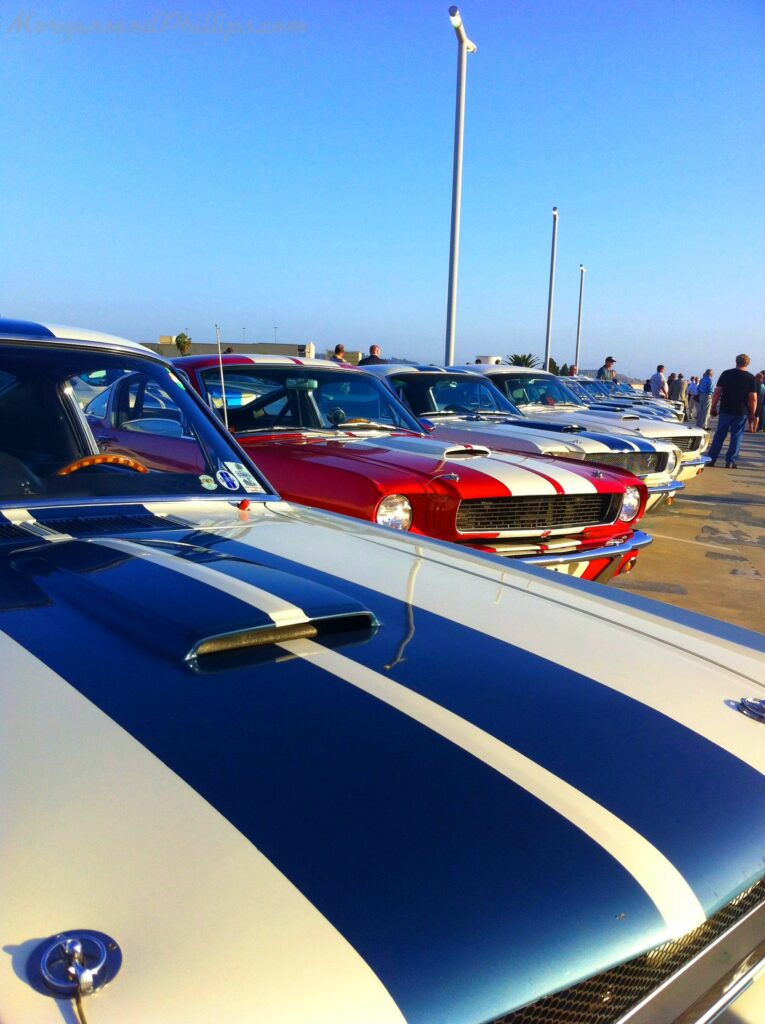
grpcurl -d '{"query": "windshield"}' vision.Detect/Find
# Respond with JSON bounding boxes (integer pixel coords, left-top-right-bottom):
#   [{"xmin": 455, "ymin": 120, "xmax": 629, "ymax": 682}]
[
  {"xmin": 579, "ymin": 379, "xmax": 616, "ymax": 398},
  {"xmin": 386, "ymin": 372, "xmax": 520, "ymax": 417},
  {"xmin": 200, "ymin": 365, "xmax": 423, "ymax": 434},
  {"xmin": 0, "ymin": 343, "xmax": 270, "ymax": 504},
  {"xmin": 487, "ymin": 373, "xmax": 586, "ymax": 409}
]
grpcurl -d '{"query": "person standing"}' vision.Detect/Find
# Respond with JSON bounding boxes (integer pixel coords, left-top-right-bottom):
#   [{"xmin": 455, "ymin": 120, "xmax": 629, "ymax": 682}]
[
  {"xmin": 754, "ymin": 371, "xmax": 765, "ymax": 433},
  {"xmin": 706, "ymin": 354, "xmax": 757, "ymax": 468},
  {"xmin": 596, "ymin": 356, "xmax": 617, "ymax": 381},
  {"xmin": 650, "ymin": 365, "xmax": 668, "ymax": 399},
  {"xmin": 331, "ymin": 344, "xmax": 346, "ymax": 364},
  {"xmin": 567, "ymin": 365, "xmax": 578, "ymax": 376},
  {"xmin": 696, "ymin": 369, "xmax": 714, "ymax": 429},
  {"xmin": 358, "ymin": 344, "xmax": 385, "ymax": 366},
  {"xmin": 686, "ymin": 375, "xmax": 699, "ymax": 421}
]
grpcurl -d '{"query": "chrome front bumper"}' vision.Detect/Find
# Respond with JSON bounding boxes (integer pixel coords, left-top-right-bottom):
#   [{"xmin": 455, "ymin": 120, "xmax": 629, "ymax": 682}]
[{"xmin": 511, "ymin": 530, "xmax": 652, "ymax": 569}]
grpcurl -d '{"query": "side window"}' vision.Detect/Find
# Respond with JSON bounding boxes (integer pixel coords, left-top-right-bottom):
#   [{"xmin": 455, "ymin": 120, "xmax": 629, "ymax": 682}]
[
  {"xmin": 84, "ymin": 391, "xmax": 109, "ymax": 420},
  {"xmin": 113, "ymin": 377, "xmax": 187, "ymax": 438}
]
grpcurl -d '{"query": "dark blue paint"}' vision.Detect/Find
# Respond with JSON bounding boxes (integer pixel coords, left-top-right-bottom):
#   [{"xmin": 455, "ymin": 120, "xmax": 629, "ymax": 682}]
[
  {"xmin": 191, "ymin": 530, "xmax": 765, "ymax": 909},
  {"xmin": 0, "ymin": 318, "xmax": 55, "ymax": 338},
  {"xmin": 1, "ymin": 538, "xmax": 667, "ymax": 1024}
]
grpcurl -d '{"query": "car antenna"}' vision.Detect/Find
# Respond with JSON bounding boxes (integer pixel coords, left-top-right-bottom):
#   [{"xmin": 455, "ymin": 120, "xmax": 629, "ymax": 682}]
[{"xmin": 214, "ymin": 323, "xmax": 229, "ymax": 429}]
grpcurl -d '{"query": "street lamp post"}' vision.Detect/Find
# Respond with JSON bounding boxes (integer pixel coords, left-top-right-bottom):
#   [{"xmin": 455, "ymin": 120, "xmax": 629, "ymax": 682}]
[
  {"xmin": 574, "ymin": 264, "xmax": 586, "ymax": 370},
  {"xmin": 274, "ymin": 326, "xmax": 278, "ymax": 344},
  {"xmin": 444, "ymin": 6, "xmax": 476, "ymax": 367},
  {"xmin": 242, "ymin": 327, "xmax": 246, "ymax": 346},
  {"xmin": 543, "ymin": 207, "xmax": 559, "ymax": 372}
]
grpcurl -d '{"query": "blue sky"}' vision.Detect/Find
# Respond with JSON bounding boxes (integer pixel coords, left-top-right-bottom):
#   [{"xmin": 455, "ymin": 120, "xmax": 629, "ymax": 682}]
[{"xmin": 1, "ymin": 0, "xmax": 763, "ymax": 374}]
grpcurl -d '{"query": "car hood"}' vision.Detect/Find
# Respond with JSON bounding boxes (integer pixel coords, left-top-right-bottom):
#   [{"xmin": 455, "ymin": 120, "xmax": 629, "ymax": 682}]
[
  {"xmin": 518, "ymin": 407, "xmax": 704, "ymax": 441},
  {"xmin": 428, "ymin": 417, "xmax": 666, "ymax": 459},
  {"xmin": 2, "ymin": 499, "xmax": 765, "ymax": 1024},
  {"xmin": 238, "ymin": 431, "xmax": 623, "ymax": 494}
]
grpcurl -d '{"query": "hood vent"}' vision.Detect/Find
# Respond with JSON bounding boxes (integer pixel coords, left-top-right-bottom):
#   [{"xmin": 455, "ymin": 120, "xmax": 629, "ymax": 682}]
[
  {"xmin": 38, "ymin": 511, "xmax": 182, "ymax": 537},
  {"xmin": 189, "ymin": 611, "xmax": 378, "ymax": 670},
  {"xmin": 442, "ymin": 446, "xmax": 492, "ymax": 459}
]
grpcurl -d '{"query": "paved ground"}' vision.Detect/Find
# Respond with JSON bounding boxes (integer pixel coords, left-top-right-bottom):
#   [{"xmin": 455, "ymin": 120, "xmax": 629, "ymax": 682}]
[
  {"xmin": 613, "ymin": 430, "xmax": 765, "ymax": 1022},
  {"xmin": 612, "ymin": 431, "xmax": 765, "ymax": 634}
]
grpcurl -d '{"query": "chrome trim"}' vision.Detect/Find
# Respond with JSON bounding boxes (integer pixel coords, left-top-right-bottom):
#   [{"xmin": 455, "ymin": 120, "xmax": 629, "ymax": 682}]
[
  {"xmin": 491, "ymin": 530, "xmax": 652, "ymax": 566},
  {"xmin": 680, "ymin": 455, "xmax": 711, "ymax": 467},
  {"xmin": 646, "ymin": 480, "xmax": 685, "ymax": 495}
]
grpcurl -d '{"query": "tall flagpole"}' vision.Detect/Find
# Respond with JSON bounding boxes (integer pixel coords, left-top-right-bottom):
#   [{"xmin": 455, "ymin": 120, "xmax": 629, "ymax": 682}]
[
  {"xmin": 574, "ymin": 264, "xmax": 586, "ymax": 369},
  {"xmin": 543, "ymin": 207, "xmax": 559, "ymax": 372},
  {"xmin": 444, "ymin": 7, "xmax": 476, "ymax": 366}
]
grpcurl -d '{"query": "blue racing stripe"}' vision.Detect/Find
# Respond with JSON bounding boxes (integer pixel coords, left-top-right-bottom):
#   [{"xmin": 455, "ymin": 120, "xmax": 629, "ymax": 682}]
[
  {"xmin": 1, "ymin": 539, "xmax": 667, "ymax": 1024},
  {"xmin": 184, "ymin": 528, "xmax": 765, "ymax": 911}
]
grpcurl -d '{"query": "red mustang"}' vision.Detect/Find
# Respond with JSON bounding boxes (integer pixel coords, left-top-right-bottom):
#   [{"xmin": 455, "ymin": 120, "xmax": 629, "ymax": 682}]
[{"xmin": 87, "ymin": 354, "xmax": 651, "ymax": 581}]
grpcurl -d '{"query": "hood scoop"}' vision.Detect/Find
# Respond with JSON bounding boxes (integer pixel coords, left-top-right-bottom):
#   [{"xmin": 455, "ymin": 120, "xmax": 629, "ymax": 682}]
[
  {"xmin": 9, "ymin": 539, "xmax": 378, "ymax": 668},
  {"xmin": 441, "ymin": 445, "xmax": 492, "ymax": 459}
]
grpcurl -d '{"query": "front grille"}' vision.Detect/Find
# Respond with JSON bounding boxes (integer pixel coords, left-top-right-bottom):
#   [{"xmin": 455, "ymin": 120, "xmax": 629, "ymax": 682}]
[
  {"xmin": 657, "ymin": 434, "xmax": 701, "ymax": 453},
  {"xmin": 491, "ymin": 874, "xmax": 765, "ymax": 1024},
  {"xmin": 582, "ymin": 451, "xmax": 667, "ymax": 476},
  {"xmin": 456, "ymin": 494, "xmax": 618, "ymax": 534}
]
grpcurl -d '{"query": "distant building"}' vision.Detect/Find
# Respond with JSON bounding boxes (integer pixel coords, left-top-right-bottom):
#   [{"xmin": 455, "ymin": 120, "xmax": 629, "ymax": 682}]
[{"xmin": 146, "ymin": 338, "xmax": 316, "ymax": 359}]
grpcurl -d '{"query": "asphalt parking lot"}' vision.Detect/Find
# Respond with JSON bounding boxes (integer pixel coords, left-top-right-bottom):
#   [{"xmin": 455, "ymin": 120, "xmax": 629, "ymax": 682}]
[
  {"xmin": 613, "ymin": 430, "xmax": 764, "ymax": 1024},
  {"xmin": 612, "ymin": 431, "xmax": 765, "ymax": 635}
]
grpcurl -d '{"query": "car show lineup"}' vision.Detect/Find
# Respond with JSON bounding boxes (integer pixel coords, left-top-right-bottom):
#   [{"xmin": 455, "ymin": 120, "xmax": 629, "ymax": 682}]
[{"xmin": 2, "ymin": 319, "xmax": 764, "ymax": 1024}]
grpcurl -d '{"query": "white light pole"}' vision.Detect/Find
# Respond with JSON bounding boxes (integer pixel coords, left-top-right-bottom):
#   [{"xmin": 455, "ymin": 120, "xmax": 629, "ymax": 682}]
[
  {"xmin": 543, "ymin": 206, "xmax": 559, "ymax": 372},
  {"xmin": 242, "ymin": 327, "xmax": 246, "ymax": 346},
  {"xmin": 444, "ymin": 6, "xmax": 476, "ymax": 367},
  {"xmin": 574, "ymin": 264, "xmax": 586, "ymax": 370},
  {"xmin": 274, "ymin": 326, "xmax": 278, "ymax": 344}
]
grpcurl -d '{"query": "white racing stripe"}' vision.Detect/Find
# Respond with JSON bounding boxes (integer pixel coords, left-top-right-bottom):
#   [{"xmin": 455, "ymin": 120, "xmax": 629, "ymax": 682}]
[
  {"xmin": 229, "ymin": 508, "xmax": 765, "ymax": 779},
  {"xmin": 4, "ymin": 506, "xmax": 708, "ymax": 937},
  {"xmin": 0, "ymin": 634, "xmax": 406, "ymax": 1024},
  {"xmin": 280, "ymin": 637, "xmax": 705, "ymax": 937},
  {"xmin": 380, "ymin": 435, "xmax": 599, "ymax": 495},
  {"xmin": 95, "ymin": 536, "xmax": 310, "ymax": 627}
]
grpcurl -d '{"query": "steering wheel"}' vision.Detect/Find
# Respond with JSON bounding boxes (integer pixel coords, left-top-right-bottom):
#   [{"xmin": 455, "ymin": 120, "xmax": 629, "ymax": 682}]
[{"xmin": 56, "ymin": 454, "xmax": 149, "ymax": 476}]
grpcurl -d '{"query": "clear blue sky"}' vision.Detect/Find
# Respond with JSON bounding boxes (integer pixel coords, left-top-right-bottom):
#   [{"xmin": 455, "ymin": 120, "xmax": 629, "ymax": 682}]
[{"xmin": 1, "ymin": 0, "xmax": 763, "ymax": 375}]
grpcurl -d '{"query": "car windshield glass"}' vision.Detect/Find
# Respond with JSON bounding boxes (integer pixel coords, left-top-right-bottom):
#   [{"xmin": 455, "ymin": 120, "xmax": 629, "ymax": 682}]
[
  {"xmin": 564, "ymin": 380, "xmax": 592, "ymax": 402},
  {"xmin": 0, "ymin": 343, "xmax": 270, "ymax": 504},
  {"xmin": 581, "ymin": 379, "xmax": 614, "ymax": 397},
  {"xmin": 387, "ymin": 373, "xmax": 519, "ymax": 416},
  {"xmin": 490, "ymin": 374, "xmax": 585, "ymax": 408},
  {"xmin": 200, "ymin": 365, "xmax": 423, "ymax": 433}
]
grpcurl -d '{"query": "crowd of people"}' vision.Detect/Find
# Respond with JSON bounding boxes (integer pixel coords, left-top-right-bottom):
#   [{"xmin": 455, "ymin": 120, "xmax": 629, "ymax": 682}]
[{"xmin": 644, "ymin": 356, "xmax": 764, "ymax": 469}]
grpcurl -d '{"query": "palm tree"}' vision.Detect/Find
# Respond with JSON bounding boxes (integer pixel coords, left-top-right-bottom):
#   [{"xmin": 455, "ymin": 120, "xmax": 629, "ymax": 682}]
[{"xmin": 507, "ymin": 353, "xmax": 541, "ymax": 368}]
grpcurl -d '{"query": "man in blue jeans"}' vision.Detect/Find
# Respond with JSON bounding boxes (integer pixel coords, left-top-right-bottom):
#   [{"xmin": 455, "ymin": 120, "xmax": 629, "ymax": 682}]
[{"xmin": 707, "ymin": 354, "xmax": 757, "ymax": 468}]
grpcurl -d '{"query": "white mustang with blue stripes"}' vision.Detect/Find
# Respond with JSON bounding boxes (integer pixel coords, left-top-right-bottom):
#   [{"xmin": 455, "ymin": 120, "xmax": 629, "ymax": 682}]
[{"xmin": 1, "ymin": 321, "xmax": 764, "ymax": 1024}]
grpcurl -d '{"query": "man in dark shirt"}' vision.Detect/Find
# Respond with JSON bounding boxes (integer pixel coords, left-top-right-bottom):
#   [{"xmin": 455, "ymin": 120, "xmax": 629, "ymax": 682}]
[
  {"xmin": 330, "ymin": 344, "xmax": 346, "ymax": 364},
  {"xmin": 358, "ymin": 344, "xmax": 385, "ymax": 366},
  {"xmin": 596, "ymin": 356, "xmax": 617, "ymax": 381},
  {"xmin": 706, "ymin": 354, "xmax": 757, "ymax": 468}
]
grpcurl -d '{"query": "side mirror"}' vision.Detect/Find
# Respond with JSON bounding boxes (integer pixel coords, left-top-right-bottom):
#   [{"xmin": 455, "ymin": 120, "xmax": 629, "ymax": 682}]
[{"xmin": 419, "ymin": 418, "xmax": 436, "ymax": 433}]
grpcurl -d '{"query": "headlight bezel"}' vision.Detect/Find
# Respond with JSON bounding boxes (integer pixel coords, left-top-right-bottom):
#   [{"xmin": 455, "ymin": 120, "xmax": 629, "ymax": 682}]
[
  {"xmin": 665, "ymin": 450, "xmax": 679, "ymax": 475},
  {"xmin": 375, "ymin": 494, "xmax": 413, "ymax": 531},
  {"xmin": 618, "ymin": 485, "xmax": 642, "ymax": 523}
]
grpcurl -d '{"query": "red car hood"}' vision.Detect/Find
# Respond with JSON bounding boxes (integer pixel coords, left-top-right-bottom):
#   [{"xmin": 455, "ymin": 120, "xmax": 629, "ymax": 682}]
[{"xmin": 235, "ymin": 430, "xmax": 625, "ymax": 497}]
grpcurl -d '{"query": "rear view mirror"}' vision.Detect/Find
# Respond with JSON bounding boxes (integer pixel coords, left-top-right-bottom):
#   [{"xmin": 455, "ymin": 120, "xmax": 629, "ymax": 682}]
[{"xmin": 285, "ymin": 378, "xmax": 318, "ymax": 391}]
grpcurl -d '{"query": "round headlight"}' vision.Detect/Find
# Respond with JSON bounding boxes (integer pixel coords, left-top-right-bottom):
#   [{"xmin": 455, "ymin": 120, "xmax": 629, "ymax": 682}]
[
  {"xmin": 618, "ymin": 485, "xmax": 642, "ymax": 522},
  {"xmin": 665, "ymin": 450, "xmax": 678, "ymax": 475},
  {"xmin": 376, "ymin": 494, "xmax": 413, "ymax": 530}
]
